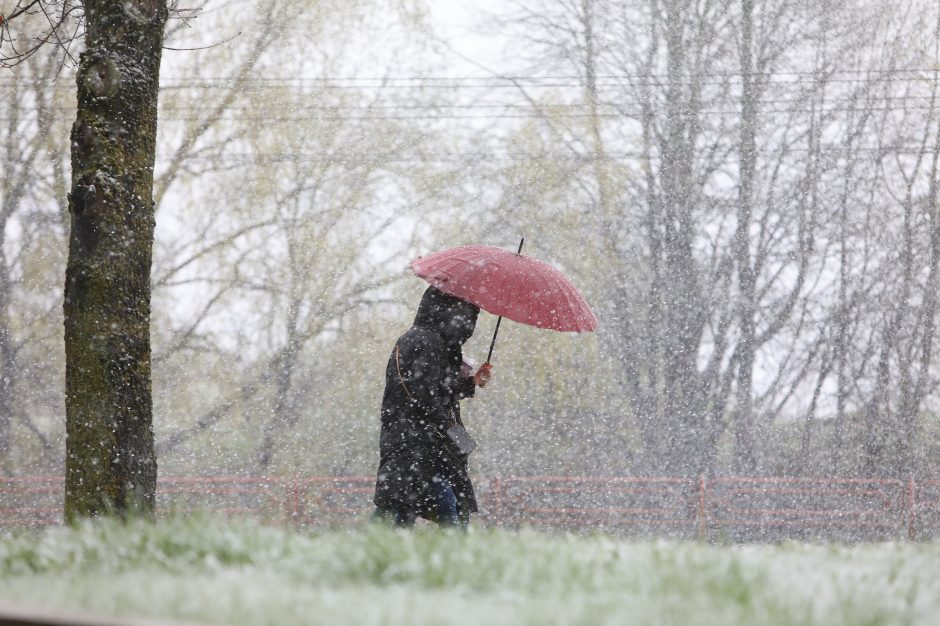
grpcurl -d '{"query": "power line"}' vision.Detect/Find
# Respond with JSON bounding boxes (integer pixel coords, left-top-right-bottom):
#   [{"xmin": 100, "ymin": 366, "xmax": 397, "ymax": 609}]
[
  {"xmin": 30, "ymin": 94, "xmax": 939, "ymax": 116},
  {"xmin": 19, "ymin": 147, "xmax": 937, "ymax": 166},
  {"xmin": 146, "ymin": 105, "xmax": 940, "ymax": 120},
  {"xmin": 153, "ymin": 95, "xmax": 940, "ymax": 109},
  {"xmin": 1, "ymin": 71, "xmax": 938, "ymax": 91},
  {"xmin": 154, "ymin": 76, "xmax": 940, "ymax": 89},
  {"xmin": 30, "ymin": 100, "xmax": 940, "ymax": 120},
  {"xmin": 151, "ymin": 68, "xmax": 940, "ymax": 83},
  {"xmin": 2, "ymin": 68, "xmax": 936, "ymax": 82},
  {"xmin": 156, "ymin": 68, "xmax": 940, "ymax": 80}
]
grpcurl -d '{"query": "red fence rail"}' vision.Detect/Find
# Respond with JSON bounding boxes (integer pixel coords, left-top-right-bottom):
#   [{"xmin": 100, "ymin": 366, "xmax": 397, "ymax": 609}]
[
  {"xmin": 702, "ymin": 477, "xmax": 910, "ymax": 541},
  {"xmin": 2, "ymin": 475, "xmax": 937, "ymax": 541},
  {"xmin": 484, "ymin": 476, "xmax": 697, "ymax": 533}
]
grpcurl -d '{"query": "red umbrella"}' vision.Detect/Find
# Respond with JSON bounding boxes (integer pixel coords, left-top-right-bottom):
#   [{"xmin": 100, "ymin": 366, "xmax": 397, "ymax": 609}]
[{"xmin": 410, "ymin": 239, "xmax": 597, "ymax": 362}]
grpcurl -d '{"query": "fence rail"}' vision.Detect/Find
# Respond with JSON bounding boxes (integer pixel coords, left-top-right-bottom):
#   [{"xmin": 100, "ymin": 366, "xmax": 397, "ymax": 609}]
[{"xmin": 2, "ymin": 475, "xmax": 936, "ymax": 541}]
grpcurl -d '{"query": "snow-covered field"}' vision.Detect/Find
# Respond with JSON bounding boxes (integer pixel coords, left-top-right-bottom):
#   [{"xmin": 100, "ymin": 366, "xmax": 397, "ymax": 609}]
[{"xmin": 1, "ymin": 516, "xmax": 937, "ymax": 626}]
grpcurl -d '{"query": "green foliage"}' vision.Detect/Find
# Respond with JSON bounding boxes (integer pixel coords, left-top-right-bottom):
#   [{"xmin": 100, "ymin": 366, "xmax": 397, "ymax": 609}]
[{"xmin": 0, "ymin": 516, "xmax": 937, "ymax": 625}]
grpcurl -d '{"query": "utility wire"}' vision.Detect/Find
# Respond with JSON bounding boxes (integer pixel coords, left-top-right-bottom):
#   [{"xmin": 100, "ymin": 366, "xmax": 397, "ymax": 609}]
[
  {"xmin": 28, "ymin": 94, "xmax": 939, "ymax": 111},
  {"xmin": 28, "ymin": 100, "xmax": 940, "ymax": 120},
  {"xmin": 128, "ymin": 105, "xmax": 940, "ymax": 119},
  {"xmin": 151, "ymin": 68, "xmax": 939, "ymax": 79},
  {"xmin": 20, "ymin": 147, "xmax": 937, "ymax": 166},
  {"xmin": 2, "ymin": 71, "xmax": 938, "ymax": 90}
]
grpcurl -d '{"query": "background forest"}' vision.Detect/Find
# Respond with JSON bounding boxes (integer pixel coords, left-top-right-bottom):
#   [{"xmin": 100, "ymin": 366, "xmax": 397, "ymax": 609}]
[{"xmin": 1, "ymin": 0, "xmax": 939, "ymax": 481}]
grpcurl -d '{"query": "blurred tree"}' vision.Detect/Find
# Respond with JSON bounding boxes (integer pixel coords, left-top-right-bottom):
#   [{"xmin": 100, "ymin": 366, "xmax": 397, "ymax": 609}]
[
  {"xmin": 0, "ymin": 46, "xmax": 67, "ymax": 470},
  {"xmin": 148, "ymin": 0, "xmax": 446, "ymax": 473},
  {"xmin": 859, "ymin": 6, "xmax": 940, "ymax": 477},
  {"xmin": 460, "ymin": 0, "xmax": 940, "ymax": 480}
]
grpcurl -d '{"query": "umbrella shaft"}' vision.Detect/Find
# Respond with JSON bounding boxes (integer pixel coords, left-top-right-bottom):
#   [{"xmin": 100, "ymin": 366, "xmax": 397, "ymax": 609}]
[
  {"xmin": 485, "ymin": 237, "xmax": 523, "ymax": 364},
  {"xmin": 486, "ymin": 316, "xmax": 503, "ymax": 363}
]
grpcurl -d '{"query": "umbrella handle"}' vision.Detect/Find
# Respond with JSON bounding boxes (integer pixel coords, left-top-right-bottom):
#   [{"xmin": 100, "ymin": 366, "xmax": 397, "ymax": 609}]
[{"xmin": 484, "ymin": 237, "xmax": 524, "ymax": 364}]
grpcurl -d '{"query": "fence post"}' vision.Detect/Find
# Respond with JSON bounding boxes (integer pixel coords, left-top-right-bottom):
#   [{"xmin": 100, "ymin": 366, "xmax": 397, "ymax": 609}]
[
  {"xmin": 907, "ymin": 475, "xmax": 916, "ymax": 540},
  {"xmin": 698, "ymin": 474, "xmax": 706, "ymax": 542},
  {"xmin": 288, "ymin": 477, "xmax": 301, "ymax": 527}
]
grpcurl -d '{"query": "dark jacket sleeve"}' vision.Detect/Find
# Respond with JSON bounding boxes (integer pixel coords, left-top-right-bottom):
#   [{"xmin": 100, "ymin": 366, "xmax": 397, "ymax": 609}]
[
  {"xmin": 451, "ymin": 376, "xmax": 476, "ymax": 400},
  {"xmin": 396, "ymin": 333, "xmax": 454, "ymax": 428}
]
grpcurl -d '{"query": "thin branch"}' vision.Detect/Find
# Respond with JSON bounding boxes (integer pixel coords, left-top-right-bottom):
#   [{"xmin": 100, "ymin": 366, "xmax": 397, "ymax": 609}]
[{"xmin": 163, "ymin": 30, "xmax": 241, "ymax": 52}]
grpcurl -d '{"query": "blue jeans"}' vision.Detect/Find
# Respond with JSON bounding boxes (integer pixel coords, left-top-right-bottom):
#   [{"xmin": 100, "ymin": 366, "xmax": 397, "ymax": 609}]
[{"xmin": 372, "ymin": 478, "xmax": 465, "ymax": 529}]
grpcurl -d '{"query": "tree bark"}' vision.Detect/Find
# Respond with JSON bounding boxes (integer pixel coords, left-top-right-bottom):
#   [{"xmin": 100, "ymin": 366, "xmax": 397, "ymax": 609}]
[
  {"xmin": 0, "ymin": 182, "xmax": 20, "ymax": 469},
  {"xmin": 658, "ymin": 0, "xmax": 709, "ymax": 476},
  {"xmin": 732, "ymin": 0, "xmax": 758, "ymax": 474},
  {"xmin": 0, "ymin": 246, "xmax": 14, "ymax": 471},
  {"xmin": 64, "ymin": 0, "xmax": 167, "ymax": 520}
]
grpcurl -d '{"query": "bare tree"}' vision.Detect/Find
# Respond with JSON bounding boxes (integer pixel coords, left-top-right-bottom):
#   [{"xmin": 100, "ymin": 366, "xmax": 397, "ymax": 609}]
[
  {"xmin": 467, "ymin": 0, "xmax": 935, "ymax": 480},
  {"xmin": 860, "ymin": 6, "xmax": 940, "ymax": 476},
  {"xmin": 0, "ymin": 47, "xmax": 66, "ymax": 468}
]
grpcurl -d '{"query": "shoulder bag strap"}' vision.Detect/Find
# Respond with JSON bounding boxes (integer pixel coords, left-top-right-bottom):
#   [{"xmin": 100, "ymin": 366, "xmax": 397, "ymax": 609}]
[
  {"xmin": 394, "ymin": 345, "xmax": 414, "ymax": 401},
  {"xmin": 395, "ymin": 345, "xmax": 457, "ymax": 428}
]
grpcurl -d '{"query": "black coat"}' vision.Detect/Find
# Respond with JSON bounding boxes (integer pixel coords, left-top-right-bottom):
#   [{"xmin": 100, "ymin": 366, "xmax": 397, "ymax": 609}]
[{"xmin": 373, "ymin": 286, "xmax": 480, "ymax": 518}]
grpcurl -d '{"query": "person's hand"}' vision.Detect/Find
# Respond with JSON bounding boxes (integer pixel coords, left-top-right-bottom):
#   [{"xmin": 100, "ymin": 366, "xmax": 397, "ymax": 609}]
[{"xmin": 473, "ymin": 362, "xmax": 493, "ymax": 388}]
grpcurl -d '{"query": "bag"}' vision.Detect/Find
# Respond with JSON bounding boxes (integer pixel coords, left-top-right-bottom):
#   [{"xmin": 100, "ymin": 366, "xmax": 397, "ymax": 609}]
[
  {"xmin": 395, "ymin": 346, "xmax": 477, "ymax": 460},
  {"xmin": 444, "ymin": 420, "xmax": 477, "ymax": 457}
]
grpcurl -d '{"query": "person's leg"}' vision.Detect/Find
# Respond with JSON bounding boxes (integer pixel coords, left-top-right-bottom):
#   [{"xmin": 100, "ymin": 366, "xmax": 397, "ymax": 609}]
[
  {"xmin": 457, "ymin": 506, "xmax": 471, "ymax": 529},
  {"xmin": 427, "ymin": 478, "xmax": 463, "ymax": 529},
  {"xmin": 371, "ymin": 506, "xmax": 415, "ymax": 528},
  {"xmin": 394, "ymin": 508, "xmax": 416, "ymax": 527},
  {"xmin": 370, "ymin": 507, "xmax": 393, "ymax": 525}
]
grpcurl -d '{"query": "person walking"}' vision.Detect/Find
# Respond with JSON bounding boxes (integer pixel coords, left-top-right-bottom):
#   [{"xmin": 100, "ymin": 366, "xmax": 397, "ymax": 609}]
[{"xmin": 372, "ymin": 285, "xmax": 493, "ymax": 529}]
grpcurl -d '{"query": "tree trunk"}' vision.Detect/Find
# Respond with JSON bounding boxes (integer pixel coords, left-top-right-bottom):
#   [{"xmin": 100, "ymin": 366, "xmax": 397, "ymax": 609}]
[
  {"xmin": 0, "ymin": 189, "xmax": 18, "ymax": 470},
  {"xmin": 64, "ymin": 0, "xmax": 167, "ymax": 520},
  {"xmin": 658, "ymin": 0, "xmax": 707, "ymax": 476},
  {"xmin": 258, "ymin": 339, "xmax": 300, "ymax": 472},
  {"xmin": 732, "ymin": 0, "xmax": 758, "ymax": 474},
  {"xmin": 0, "ymin": 246, "xmax": 14, "ymax": 472}
]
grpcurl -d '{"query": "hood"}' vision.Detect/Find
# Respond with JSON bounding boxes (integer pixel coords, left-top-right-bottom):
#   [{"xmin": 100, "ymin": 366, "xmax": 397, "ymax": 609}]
[{"xmin": 413, "ymin": 285, "xmax": 479, "ymax": 345}]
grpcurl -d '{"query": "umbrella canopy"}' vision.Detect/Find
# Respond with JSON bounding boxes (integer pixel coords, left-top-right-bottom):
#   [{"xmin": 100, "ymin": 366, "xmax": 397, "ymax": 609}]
[{"xmin": 409, "ymin": 244, "xmax": 598, "ymax": 333}]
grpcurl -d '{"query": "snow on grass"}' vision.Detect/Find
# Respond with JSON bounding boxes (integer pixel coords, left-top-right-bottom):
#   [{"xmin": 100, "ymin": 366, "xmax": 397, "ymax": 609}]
[{"xmin": 0, "ymin": 516, "xmax": 937, "ymax": 626}]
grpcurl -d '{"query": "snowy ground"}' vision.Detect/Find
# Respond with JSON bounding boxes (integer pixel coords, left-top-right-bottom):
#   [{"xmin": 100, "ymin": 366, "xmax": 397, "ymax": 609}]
[{"xmin": 0, "ymin": 517, "xmax": 937, "ymax": 626}]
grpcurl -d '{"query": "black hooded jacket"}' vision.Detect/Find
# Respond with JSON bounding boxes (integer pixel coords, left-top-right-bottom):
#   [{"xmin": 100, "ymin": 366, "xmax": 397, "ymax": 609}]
[{"xmin": 373, "ymin": 286, "xmax": 480, "ymax": 517}]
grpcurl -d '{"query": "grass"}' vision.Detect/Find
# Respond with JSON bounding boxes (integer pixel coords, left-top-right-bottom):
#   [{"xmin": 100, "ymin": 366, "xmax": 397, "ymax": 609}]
[{"xmin": 0, "ymin": 516, "xmax": 937, "ymax": 625}]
